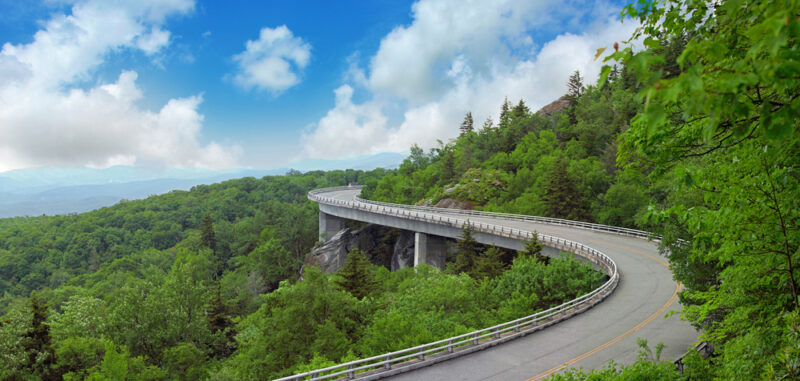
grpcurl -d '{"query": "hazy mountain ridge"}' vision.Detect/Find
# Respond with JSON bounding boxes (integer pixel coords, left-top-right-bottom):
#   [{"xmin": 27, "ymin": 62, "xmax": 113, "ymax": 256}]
[{"xmin": 0, "ymin": 152, "xmax": 405, "ymax": 218}]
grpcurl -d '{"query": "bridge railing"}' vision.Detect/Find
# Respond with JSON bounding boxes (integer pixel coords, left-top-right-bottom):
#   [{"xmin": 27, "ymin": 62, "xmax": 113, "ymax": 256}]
[
  {"xmin": 279, "ymin": 187, "xmax": 620, "ymax": 381},
  {"xmin": 349, "ymin": 187, "xmax": 689, "ymax": 247},
  {"xmin": 358, "ymin": 197, "xmax": 656, "ymax": 243}
]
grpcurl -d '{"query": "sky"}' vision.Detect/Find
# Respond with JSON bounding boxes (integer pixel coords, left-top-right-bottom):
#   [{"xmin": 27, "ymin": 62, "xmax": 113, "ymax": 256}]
[{"xmin": 0, "ymin": 0, "xmax": 638, "ymax": 172}]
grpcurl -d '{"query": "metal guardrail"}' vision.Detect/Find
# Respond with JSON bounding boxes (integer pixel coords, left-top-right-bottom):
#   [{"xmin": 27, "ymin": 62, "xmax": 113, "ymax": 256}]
[
  {"xmin": 352, "ymin": 191, "xmax": 656, "ymax": 242},
  {"xmin": 278, "ymin": 186, "xmax": 621, "ymax": 381},
  {"xmin": 348, "ymin": 187, "xmax": 689, "ymax": 247}
]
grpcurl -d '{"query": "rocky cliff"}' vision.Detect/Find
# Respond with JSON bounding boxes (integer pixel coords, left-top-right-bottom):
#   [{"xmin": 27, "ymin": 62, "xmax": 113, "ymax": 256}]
[{"xmin": 305, "ymin": 224, "xmax": 425, "ymax": 273}]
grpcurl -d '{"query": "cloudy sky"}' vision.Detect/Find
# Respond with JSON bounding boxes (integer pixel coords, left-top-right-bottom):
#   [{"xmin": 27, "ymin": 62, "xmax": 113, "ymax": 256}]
[{"xmin": 0, "ymin": 0, "xmax": 637, "ymax": 172}]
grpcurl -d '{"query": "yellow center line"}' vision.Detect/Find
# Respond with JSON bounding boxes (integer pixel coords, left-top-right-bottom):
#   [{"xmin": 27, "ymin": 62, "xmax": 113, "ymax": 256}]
[
  {"xmin": 513, "ymin": 229, "xmax": 677, "ymax": 381},
  {"xmin": 526, "ymin": 282, "xmax": 680, "ymax": 381}
]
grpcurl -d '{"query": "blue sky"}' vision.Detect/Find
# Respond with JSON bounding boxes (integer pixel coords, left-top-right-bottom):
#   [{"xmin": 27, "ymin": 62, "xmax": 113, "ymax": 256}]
[{"xmin": 0, "ymin": 0, "xmax": 636, "ymax": 172}]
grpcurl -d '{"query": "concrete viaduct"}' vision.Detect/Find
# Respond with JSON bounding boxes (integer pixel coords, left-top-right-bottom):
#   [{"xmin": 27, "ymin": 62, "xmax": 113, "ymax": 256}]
[{"xmin": 283, "ymin": 186, "xmax": 698, "ymax": 381}]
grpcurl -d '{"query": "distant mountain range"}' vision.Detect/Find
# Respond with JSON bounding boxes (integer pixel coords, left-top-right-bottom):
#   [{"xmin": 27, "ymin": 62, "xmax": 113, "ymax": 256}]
[{"xmin": 0, "ymin": 152, "xmax": 405, "ymax": 218}]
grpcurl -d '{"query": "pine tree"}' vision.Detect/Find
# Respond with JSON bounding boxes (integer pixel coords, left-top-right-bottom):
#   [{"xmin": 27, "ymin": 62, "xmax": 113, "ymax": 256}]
[
  {"xmin": 608, "ymin": 65, "xmax": 620, "ymax": 83},
  {"xmin": 200, "ymin": 213, "xmax": 216, "ymax": 252},
  {"xmin": 480, "ymin": 117, "xmax": 494, "ymax": 131},
  {"xmin": 471, "ymin": 247, "xmax": 506, "ymax": 279},
  {"xmin": 335, "ymin": 249, "xmax": 376, "ymax": 299},
  {"xmin": 450, "ymin": 224, "xmax": 480, "ymax": 274},
  {"xmin": 567, "ymin": 70, "xmax": 584, "ymax": 102},
  {"xmin": 519, "ymin": 231, "xmax": 549, "ymax": 264},
  {"xmin": 511, "ymin": 99, "xmax": 529, "ymax": 119},
  {"xmin": 22, "ymin": 294, "xmax": 57, "ymax": 380},
  {"xmin": 541, "ymin": 158, "xmax": 590, "ymax": 221},
  {"xmin": 207, "ymin": 281, "xmax": 236, "ymax": 358},
  {"xmin": 499, "ymin": 97, "xmax": 511, "ymax": 126},
  {"xmin": 459, "ymin": 112, "xmax": 474, "ymax": 136}
]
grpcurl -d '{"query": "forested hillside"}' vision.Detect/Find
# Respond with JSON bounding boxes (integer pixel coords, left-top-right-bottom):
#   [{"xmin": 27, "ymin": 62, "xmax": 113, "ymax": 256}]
[
  {"xmin": 0, "ymin": 166, "xmax": 605, "ymax": 379},
  {"xmin": 0, "ymin": 170, "xmax": 385, "ymax": 313},
  {"xmin": 362, "ymin": 66, "xmax": 650, "ymax": 228},
  {"xmin": 1, "ymin": 0, "xmax": 796, "ymax": 379},
  {"xmin": 364, "ymin": 0, "xmax": 800, "ymax": 379},
  {"xmin": 0, "ymin": 170, "xmax": 387, "ymax": 378}
]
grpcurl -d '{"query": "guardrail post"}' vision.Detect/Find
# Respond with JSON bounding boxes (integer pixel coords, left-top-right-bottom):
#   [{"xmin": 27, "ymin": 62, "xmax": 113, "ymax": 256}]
[{"xmin": 302, "ymin": 187, "xmax": 625, "ymax": 381}]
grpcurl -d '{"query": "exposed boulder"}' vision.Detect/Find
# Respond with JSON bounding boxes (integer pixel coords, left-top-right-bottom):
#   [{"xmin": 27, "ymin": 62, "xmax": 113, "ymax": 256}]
[
  {"xmin": 537, "ymin": 95, "xmax": 571, "ymax": 117},
  {"xmin": 434, "ymin": 198, "xmax": 475, "ymax": 210},
  {"xmin": 444, "ymin": 184, "xmax": 459, "ymax": 194}
]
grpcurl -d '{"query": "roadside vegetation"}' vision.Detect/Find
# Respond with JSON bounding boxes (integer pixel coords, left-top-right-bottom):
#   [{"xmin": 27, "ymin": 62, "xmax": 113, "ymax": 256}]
[
  {"xmin": 1, "ymin": 0, "xmax": 797, "ymax": 379},
  {"xmin": 365, "ymin": 0, "xmax": 800, "ymax": 379}
]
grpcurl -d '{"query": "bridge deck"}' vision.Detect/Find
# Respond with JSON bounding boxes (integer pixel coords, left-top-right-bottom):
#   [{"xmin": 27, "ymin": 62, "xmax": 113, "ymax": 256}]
[{"xmin": 319, "ymin": 188, "xmax": 697, "ymax": 381}]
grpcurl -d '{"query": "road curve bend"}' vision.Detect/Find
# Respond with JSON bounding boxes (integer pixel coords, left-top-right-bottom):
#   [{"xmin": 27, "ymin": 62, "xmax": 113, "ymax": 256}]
[{"xmin": 312, "ymin": 187, "xmax": 698, "ymax": 381}]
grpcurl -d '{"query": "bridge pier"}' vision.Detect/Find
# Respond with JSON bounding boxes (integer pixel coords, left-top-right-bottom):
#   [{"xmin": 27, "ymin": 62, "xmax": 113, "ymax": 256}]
[
  {"xmin": 319, "ymin": 211, "xmax": 344, "ymax": 242},
  {"xmin": 414, "ymin": 232, "xmax": 447, "ymax": 269}
]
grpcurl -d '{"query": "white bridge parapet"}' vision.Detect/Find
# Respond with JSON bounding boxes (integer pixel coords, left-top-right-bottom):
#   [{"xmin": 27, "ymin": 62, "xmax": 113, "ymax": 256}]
[{"xmin": 277, "ymin": 186, "xmax": 625, "ymax": 381}]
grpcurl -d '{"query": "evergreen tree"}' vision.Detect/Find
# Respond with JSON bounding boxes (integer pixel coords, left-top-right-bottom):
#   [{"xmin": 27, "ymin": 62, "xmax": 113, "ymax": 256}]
[
  {"xmin": 22, "ymin": 294, "xmax": 57, "ymax": 380},
  {"xmin": 471, "ymin": 247, "xmax": 506, "ymax": 279},
  {"xmin": 207, "ymin": 281, "xmax": 236, "ymax": 358},
  {"xmin": 450, "ymin": 224, "xmax": 480, "ymax": 274},
  {"xmin": 608, "ymin": 65, "xmax": 620, "ymax": 83},
  {"xmin": 499, "ymin": 97, "xmax": 511, "ymax": 126},
  {"xmin": 334, "ymin": 249, "xmax": 376, "ymax": 299},
  {"xmin": 566, "ymin": 71, "xmax": 584, "ymax": 124},
  {"xmin": 519, "ymin": 231, "xmax": 549, "ymax": 264},
  {"xmin": 200, "ymin": 213, "xmax": 216, "ymax": 252},
  {"xmin": 511, "ymin": 100, "xmax": 529, "ymax": 120},
  {"xmin": 567, "ymin": 70, "xmax": 584, "ymax": 102},
  {"xmin": 541, "ymin": 158, "xmax": 590, "ymax": 221},
  {"xmin": 480, "ymin": 117, "xmax": 493, "ymax": 131},
  {"xmin": 459, "ymin": 112, "xmax": 474, "ymax": 136}
]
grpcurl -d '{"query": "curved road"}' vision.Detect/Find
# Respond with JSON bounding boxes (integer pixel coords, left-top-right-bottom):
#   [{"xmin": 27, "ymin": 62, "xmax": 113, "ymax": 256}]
[{"xmin": 320, "ymin": 188, "xmax": 698, "ymax": 380}]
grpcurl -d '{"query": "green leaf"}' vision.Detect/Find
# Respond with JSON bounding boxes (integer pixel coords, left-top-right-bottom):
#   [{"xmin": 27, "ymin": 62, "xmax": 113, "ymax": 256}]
[{"xmin": 597, "ymin": 65, "xmax": 613, "ymax": 88}]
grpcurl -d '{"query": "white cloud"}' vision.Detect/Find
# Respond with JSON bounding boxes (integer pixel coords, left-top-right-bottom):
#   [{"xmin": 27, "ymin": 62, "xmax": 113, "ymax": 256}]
[
  {"xmin": 0, "ymin": 0, "xmax": 240, "ymax": 172},
  {"xmin": 136, "ymin": 26, "xmax": 171, "ymax": 55},
  {"xmin": 302, "ymin": 85, "xmax": 388, "ymax": 158},
  {"xmin": 368, "ymin": 0, "xmax": 550, "ymax": 102},
  {"xmin": 303, "ymin": 0, "xmax": 638, "ymax": 159},
  {"xmin": 232, "ymin": 25, "xmax": 311, "ymax": 93}
]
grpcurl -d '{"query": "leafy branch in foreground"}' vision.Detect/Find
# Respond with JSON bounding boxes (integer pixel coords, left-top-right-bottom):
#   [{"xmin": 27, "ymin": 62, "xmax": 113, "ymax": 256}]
[{"xmin": 598, "ymin": 0, "xmax": 800, "ymax": 378}]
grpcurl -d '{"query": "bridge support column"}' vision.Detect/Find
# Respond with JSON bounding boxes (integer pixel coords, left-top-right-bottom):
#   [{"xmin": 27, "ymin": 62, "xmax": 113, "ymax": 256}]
[
  {"xmin": 319, "ymin": 212, "xmax": 344, "ymax": 242},
  {"xmin": 414, "ymin": 232, "xmax": 446, "ymax": 269}
]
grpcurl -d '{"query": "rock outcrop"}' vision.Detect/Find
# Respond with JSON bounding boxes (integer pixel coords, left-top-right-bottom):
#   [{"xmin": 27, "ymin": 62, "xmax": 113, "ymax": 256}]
[
  {"xmin": 390, "ymin": 230, "xmax": 416, "ymax": 271},
  {"xmin": 434, "ymin": 197, "xmax": 474, "ymax": 210},
  {"xmin": 305, "ymin": 224, "xmax": 417, "ymax": 273},
  {"xmin": 537, "ymin": 95, "xmax": 571, "ymax": 117}
]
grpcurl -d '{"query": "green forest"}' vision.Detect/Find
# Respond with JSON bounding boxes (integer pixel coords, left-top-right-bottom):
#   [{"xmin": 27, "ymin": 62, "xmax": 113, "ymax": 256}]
[
  {"xmin": 0, "ymin": 165, "xmax": 604, "ymax": 379},
  {"xmin": 364, "ymin": 0, "xmax": 800, "ymax": 379},
  {"xmin": 1, "ymin": 0, "xmax": 798, "ymax": 379}
]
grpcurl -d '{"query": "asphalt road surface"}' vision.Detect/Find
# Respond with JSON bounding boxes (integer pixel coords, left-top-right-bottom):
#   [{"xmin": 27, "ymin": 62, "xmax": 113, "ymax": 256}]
[{"xmin": 322, "ymin": 188, "xmax": 698, "ymax": 381}]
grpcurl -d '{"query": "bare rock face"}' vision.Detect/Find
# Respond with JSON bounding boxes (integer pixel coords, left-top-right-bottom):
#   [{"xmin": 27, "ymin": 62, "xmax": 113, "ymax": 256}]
[
  {"xmin": 537, "ymin": 95, "xmax": 571, "ymax": 117},
  {"xmin": 305, "ymin": 224, "xmax": 416, "ymax": 274},
  {"xmin": 304, "ymin": 228, "xmax": 354, "ymax": 273},
  {"xmin": 391, "ymin": 230, "xmax": 416, "ymax": 271},
  {"xmin": 434, "ymin": 198, "xmax": 475, "ymax": 210}
]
